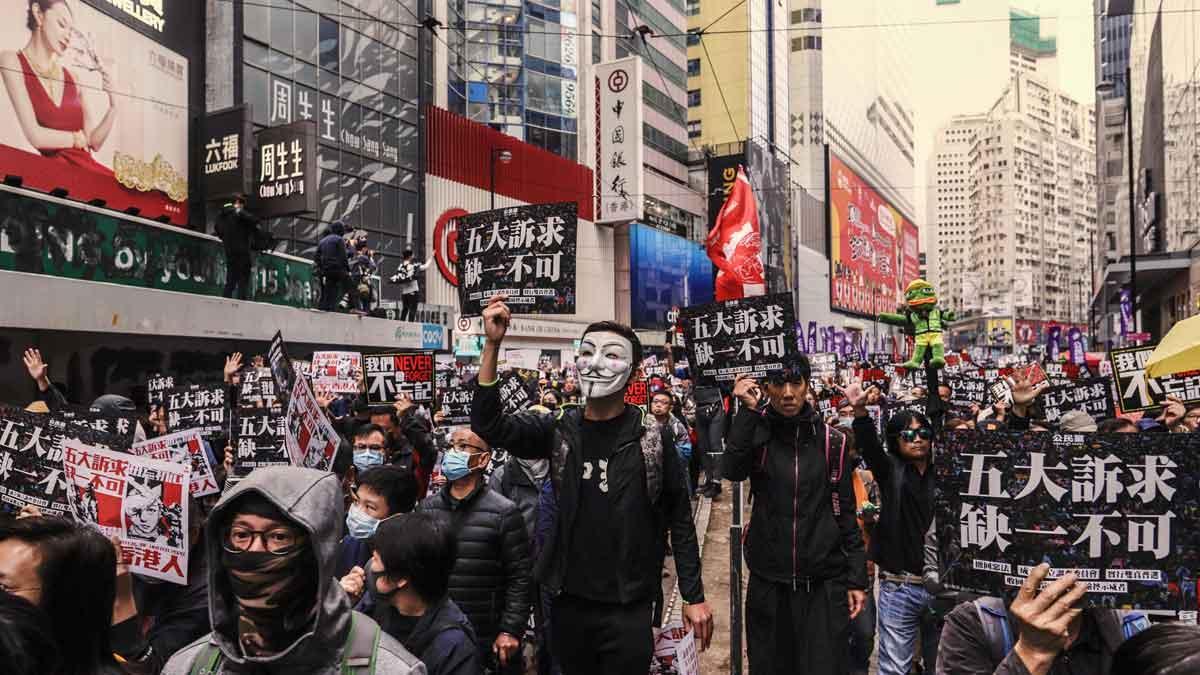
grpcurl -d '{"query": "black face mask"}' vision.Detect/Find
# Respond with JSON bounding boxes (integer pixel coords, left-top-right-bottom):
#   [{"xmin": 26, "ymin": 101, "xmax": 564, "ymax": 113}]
[
  {"xmin": 221, "ymin": 546, "xmax": 318, "ymax": 656},
  {"xmin": 367, "ymin": 566, "xmax": 401, "ymax": 603}
]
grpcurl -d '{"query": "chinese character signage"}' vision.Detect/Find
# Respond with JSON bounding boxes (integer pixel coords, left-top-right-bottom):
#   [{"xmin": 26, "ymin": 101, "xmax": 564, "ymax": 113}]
[
  {"xmin": 165, "ymin": 384, "xmax": 227, "ymax": 441},
  {"xmin": 310, "ymin": 351, "xmax": 364, "ymax": 395},
  {"xmin": 0, "ymin": 0, "xmax": 190, "ymax": 223},
  {"xmin": 253, "ymin": 120, "xmax": 317, "ymax": 218},
  {"xmin": 237, "ymin": 367, "xmax": 278, "ymax": 408},
  {"xmin": 946, "ymin": 373, "xmax": 987, "ymax": 407},
  {"xmin": 147, "ymin": 373, "xmax": 176, "ymax": 407},
  {"xmin": 935, "ymin": 431, "xmax": 1200, "ymax": 610},
  {"xmin": 438, "ymin": 383, "xmax": 476, "ymax": 426},
  {"xmin": 231, "ymin": 407, "xmax": 289, "ymax": 484},
  {"xmin": 64, "ymin": 439, "xmax": 190, "ymax": 585},
  {"xmin": 680, "ymin": 293, "xmax": 798, "ymax": 387},
  {"xmin": 284, "ymin": 377, "xmax": 339, "ymax": 472},
  {"xmin": 809, "ymin": 352, "xmax": 838, "ymax": 388},
  {"xmin": 455, "ymin": 202, "xmax": 578, "ymax": 316},
  {"xmin": 828, "ymin": 151, "xmax": 921, "ymax": 317},
  {"xmin": 499, "ymin": 372, "xmax": 536, "ymax": 415},
  {"xmin": 1040, "ymin": 377, "xmax": 1117, "ymax": 425},
  {"xmin": 131, "ymin": 428, "xmax": 219, "ymax": 497},
  {"xmin": 202, "ymin": 105, "xmax": 252, "ymax": 202},
  {"xmin": 594, "ymin": 57, "xmax": 644, "ymax": 224},
  {"xmin": 365, "ymin": 352, "xmax": 435, "ymax": 405},
  {"xmin": 1111, "ymin": 343, "xmax": 1200, "ymax": 413},
  {"xmin": 0, "ymin": 407, "xmax": 73, "ymax": 516},
  {"xmin": 59, "ymin": 404, "xmax": 137, "ymax": 450}
]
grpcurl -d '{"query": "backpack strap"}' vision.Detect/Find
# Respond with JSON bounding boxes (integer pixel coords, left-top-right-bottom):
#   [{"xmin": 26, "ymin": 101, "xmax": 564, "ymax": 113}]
[
  {"xmin": 641, "ymin": 412, "xmax": 664, "ymax": 504},
  {"xmin": 342, "ymin": 612, "xmax": 382, "ymax": 675},
  {"xmin": 188, "ymin": 641, "xmax": 224, "ymax": 675},
  {"xmin": 825, "ymin": 424, "xmax": 847, "ymax": 517},
  {"xmin": 973, "ymin": 596, "xmax": 1016, "ymax": 665}
]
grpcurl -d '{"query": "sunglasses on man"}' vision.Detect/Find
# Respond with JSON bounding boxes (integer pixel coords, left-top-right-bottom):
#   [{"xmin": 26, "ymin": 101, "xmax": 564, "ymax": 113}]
[{"xmin": 899, "ymin": 427, "xmax": 933, "ymax": 442}]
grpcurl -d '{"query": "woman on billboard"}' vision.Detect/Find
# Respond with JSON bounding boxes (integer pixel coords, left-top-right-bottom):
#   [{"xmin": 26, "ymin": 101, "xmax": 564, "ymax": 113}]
[{"xmin": 0, "ymin": 0, "xmax": 117, "ymax": 176}]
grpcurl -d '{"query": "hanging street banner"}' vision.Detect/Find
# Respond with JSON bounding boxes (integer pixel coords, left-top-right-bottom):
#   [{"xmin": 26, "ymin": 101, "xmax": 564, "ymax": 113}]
[
  {"xmin": 1110, "ymin": 343, "xmax": 1200, "ymax": 413},
  {"xmin": 681, "ymin": 293, "xmax": 797, "ymax": 387},
  {"xmin": 1040, "ymin": 377, "xmax": 1117, "ymax": 425},
  {"xmin": 131, "ymin": 428, "xmax": 220, "ymax": 497},
  {"xmin": 456, "ymin": 202, "xmax": 578, "ymax": 316},
  {"xmin": 0, "ymin": 407, "xmax": 74, "ymax": 516},
  {"xmin": 310, "ymin": 351, "xmax": 364, "ymax": 395},
  {"xmin": 231, "ymin": 407, "xmax": 289, "ymax": 484},
  {"xmin": 935, "ymin": 430, "xmax": 1200, "ymax": 611},
  {"xmin": 365, "ymin": 352, "xmax": 435, "ymax": 406},
  {"xmin": 63, "ymin": 440, "xmax": 190, "ymax": 585},
  {"xmin": 165, "ymin": 384, "xmax": 228, "ymax": 441},
  {"xmin": 594, "ymin": 56, "xmax": 645, "ymax": 224},
  {"xmin": 284, "ymin": 378, "xmax": 339, "ymax": 472}
]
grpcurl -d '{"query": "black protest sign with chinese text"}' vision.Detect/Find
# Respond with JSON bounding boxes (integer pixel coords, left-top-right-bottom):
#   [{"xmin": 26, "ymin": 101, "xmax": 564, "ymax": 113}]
[
  {"xmin": 0, "ymin": 407, "xmax": 72, "ymax": 516},
  {"xmin": 1110, "ymin": 344, "xmax": 1200, "ymax": 413},
  {"xmin": 147, "ymin": 373, "xmax": 176, "ymax": 406},
  {"xmin": 231, "ymin": 407, "xmax": 289, "ymax": 483},
  {"xmin": 131, "ymin": 429, "xmax": 220, "ymax": 497},
  {"xmin": 1041, "ymin": 377, "xmax": 1117, "ymax": 425},
  {"xmin": 681, "ymin": 293, "xmax": 797, "ymax": 387},
  {"xmin": 365, "ymin": 352, "xmax": 435, "ymax": 405},
  {"xmin": 946, "ymin": 373, "xmax": 987, "ymax": 408},
  {"xmin": 165, "ymin": 385, "xmax": 228, "ymax": 441},
  {"xmin": 499, "ymin": 372, "xmax": 536, "ymax": 414},
  {"xmin": 438, "ymin": 383, "xmax": 476, "ymax": 426},
  {"xmin": 63, "ymin": 441, "xmax": 190, "ymax": 585},
  {"xmin": 456, "ymin": 202, "xmax": 578, "ymax": 316},
  {"xmin": 935, "ymin": 430, "xmax": 1200, "ymax": 610},
  {"xmin": 267, "ymin": 331, "xmax": 296, "ymax": 405},
  {"xmin": 809, "ymin": 352, "xmax": 837, "ymax": 392},
  {"xmin": 238, "ymin": 367, "xmax": 279, "ymax": 408},
  {"xmin": 435, "ymin": 354, "xmax": 458, "ymax": 395},
  {"xmin": 59, "ymin": 404, "xmax": 136, "ymax": 450}
]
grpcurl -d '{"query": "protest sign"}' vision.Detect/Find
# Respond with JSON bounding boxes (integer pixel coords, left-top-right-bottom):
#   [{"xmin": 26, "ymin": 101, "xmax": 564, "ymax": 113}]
[
  {"xmin": 456, "ymin": 201, "xmax": 578, "ymax": 315},
  {"xmin": 267, "ymin": 331, "xmax": 297, "ymax": 404},
  {"xmin": 435, "ymin": 354, "xmax": 458, "ymax": 394},
  {"xmin": 650, "ymin": 622, "xmax": 700, "ymax": 675},
  {"xmin": 989, "ymin": 380, "xmax": 1013, "ymax": 406},
  {"xmin": 237, "ymin": 367, "xmax": 279, "ymax": 408},
  {"xmin": 59, "ymin": 404, "xmax": 136, "ymax": 450},
  {"xmin": 284, "ymin": 378, "xmax": 340, "ymax": 471},
  {"xmin": 624, "ymin": 379, "xmax": 650, "ymax": 407},
  {"xmin": 147, "ymin": 373, "xmax": 176, "ymax": 406},
  {"xmin": 438, "ymin": 384, "xmax": 476, "ymax": 426},
  {"xmin": 1039, "ymin": 376, "xmax": 1117, "ymax": 425},
  {"xmin": 365, "ymin": 352, "xmax": 435, "ymax": 405},
  {"xmin": 1111, "ymin": 344, "xmax": 1200, "ymax": 413},
  {"xmin": 680, "ymin": 293, "xmax": 797, "ymax": 387},
  {"xmin": 131, "ymin": 429, "xmax": 219, "ymax": 497},
  {"xmin": 935, "ymin": 430, "xmax": 1200, "ymax": 610},
  {"xmin": 63, "ymin": 441, "xmax": 190, "ymax": 585},
  {"xmin": 231, "ymin": 407, "xmax": 289, "ymax": 483},
  {"xmin": 310, "ymin": 351, "xmax": 364, "ymax": 395},
  {"xmin": 0, "ymin": 407, "xmax": 72, "ymax": 516},
  {"xmin": 499, "ymin": 372, "xmax": 536, "ymax": 414},
  {"xmin": 165, "ymin": 384, "xmax": 228, "ymax": 441},
  {"xmin": 946, "ymin": 374, "xmax": 987, "ymax": 408},
  {"xmin": 641, "ymin": 354, "xmax": 670, "ymax": 380}
]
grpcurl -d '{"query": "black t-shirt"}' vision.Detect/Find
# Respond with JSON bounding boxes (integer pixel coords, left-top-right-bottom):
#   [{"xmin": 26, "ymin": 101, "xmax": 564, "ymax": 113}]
[
  {"xmin": 877, "ymin": 462, "xmax": 934, "ymax": 575},
  {"xmin": 563, "ymin": 417, "xmax": 623, "ymax": 601}
]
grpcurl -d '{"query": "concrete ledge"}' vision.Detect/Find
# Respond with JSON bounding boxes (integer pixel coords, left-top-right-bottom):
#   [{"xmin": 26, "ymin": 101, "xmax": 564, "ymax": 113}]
[{"xmin": 0, "ymin": 270, "xmax": 445, "ymax": 350}]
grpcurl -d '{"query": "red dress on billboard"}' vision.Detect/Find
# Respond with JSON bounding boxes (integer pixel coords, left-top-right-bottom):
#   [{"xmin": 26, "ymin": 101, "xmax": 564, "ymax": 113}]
[{"xmin": 17, "ymin": 50, "xmax": 114, "ymax": 178}]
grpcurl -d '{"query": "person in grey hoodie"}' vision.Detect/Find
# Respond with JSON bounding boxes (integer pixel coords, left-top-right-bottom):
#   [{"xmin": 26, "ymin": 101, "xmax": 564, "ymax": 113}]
[{"xmin": 160, "ymin": 466, "xmax": 425, "ymax": 675}]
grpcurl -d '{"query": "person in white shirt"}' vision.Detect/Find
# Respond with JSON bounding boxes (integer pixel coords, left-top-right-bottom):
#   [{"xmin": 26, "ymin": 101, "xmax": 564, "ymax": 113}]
[{"xmin": 389, "ymin": 249, "xmax": 431, "ymax": 322}]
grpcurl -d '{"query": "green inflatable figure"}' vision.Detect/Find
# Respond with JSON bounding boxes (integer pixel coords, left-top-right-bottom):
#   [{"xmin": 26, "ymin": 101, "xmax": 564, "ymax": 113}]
[{"xmin": 878, "ymin": 279, "xmax": 956, "ymax": 370}]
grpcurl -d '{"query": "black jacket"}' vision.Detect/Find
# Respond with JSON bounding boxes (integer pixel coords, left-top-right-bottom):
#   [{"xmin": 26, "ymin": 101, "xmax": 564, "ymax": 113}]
[
  {"xmin": 215, "ymin": 206, "xmax": 259, "ymax": 259},
  {"xmin": 470, "ymin": 380, "xmax": 705, "ymax": 605},
  {"xmin": 418, "ymin": 482, "xmax": 532, "ymax": 647},
  {"xmin": 724, "ymin": 403, "xmax": 867, "ymax": 590},
  {"xmin": 852, "ymin": 416, "xmax": 935, "ymax": 575},
  {"xmin": 378, "ymin": 595, "xmax": 480, "ymax": 675},
  {"xmin": 315, "ymin": 230, "xmax": 350, "ymax": 275}
]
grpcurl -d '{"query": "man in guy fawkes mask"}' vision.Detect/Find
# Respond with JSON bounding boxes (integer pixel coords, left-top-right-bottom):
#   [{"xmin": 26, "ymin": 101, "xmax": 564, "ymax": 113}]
[{"xmin": 470, "ymin": 295, "xmax": 713, "ymax": 675}]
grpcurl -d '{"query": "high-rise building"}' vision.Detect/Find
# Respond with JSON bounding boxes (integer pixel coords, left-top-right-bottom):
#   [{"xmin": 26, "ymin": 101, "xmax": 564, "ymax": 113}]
[
  {"xmin": 965, "ymin": 73, "xmax": 1097, "ymax": 324},
  {"xmin": 926, "ymin": 114, "xmax": 987, "ymax": 317},
  {"xmin": 1009, "ymin": 8, "xmax": 1059, "ymax": 85}
]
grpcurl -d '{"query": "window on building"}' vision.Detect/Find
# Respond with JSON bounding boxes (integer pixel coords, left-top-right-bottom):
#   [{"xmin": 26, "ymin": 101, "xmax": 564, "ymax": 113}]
[
  {"xmin": 592, "ymin": 31, "xmax": 602, "ymax": 63},
  {"xmin": 688, "ymin": 89, "xmax": 701, "ymax": 107},
  {"xmin": 687, "ymin": 31, "xmax": 700, "ymax": 46},
  {"xmin": 686, "ymin": 0, "xmax": 699, "ymax": 15},
  {"xmin": 687, "ymin": 58, "xmax": 701, "ymax": 76},
  {"xmin": 687, "ymin": 120, "xmax": 701, "ymax": 138}
]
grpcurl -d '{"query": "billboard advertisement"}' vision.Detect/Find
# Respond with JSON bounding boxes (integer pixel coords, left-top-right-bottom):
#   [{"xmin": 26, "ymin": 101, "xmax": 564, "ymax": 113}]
[
  {"xmin": 706, "ymin": 152, "xmax": 742, "ymax": 228},
  {"xmin": 828, "ymin": 151, "xmax": 919, "ymax": 317},
  {"xmin": 629, "ymin": 222, "xmax": 713, "ymax": 330},
  {"xmin": 746, "ymin": 140, "xmax": 789, "ymax": 294},
  {"xmin": 0, "ymin": 0, "xmax": 190, "ymax": 224}
]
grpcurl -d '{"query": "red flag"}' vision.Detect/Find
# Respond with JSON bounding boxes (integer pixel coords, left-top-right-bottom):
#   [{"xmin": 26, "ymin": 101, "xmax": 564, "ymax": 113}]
[{"xmin": 706, "ymin": 166, "xmax": 765, "ymax": 301}]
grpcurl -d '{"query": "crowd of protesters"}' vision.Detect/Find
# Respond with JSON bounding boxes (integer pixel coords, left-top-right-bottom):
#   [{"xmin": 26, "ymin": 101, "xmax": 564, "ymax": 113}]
[{"xmin": 1, "ymin": 294, "xmax": 1198, "ymax": 675}]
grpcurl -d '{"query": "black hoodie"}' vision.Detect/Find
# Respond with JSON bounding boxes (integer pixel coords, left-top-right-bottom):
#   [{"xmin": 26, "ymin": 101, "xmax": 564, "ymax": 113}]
[{"xmin": 725, "ymin": 403, "xmax": 867, "ymax": 590}]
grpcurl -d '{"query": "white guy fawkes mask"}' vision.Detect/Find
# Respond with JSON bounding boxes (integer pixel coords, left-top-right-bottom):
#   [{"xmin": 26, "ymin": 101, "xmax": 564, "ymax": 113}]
[{"xmin": 576, "ymin": 331, "xmax": 634, "ymax": 399}]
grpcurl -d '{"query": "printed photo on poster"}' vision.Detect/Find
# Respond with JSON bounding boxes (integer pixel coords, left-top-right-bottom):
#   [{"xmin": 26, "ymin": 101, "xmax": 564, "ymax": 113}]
[
  {"xmin": 365, "ymin": 352, "xmax": 435, "ymax": 405},
  {"xmin": 0, "ymin": 0, "xmax": 189, "ymax": 222},
  {"xmin": 310, "ymin": 350, "xmax": 364, "ymax": 395},
  {"xmin": 456, "ymin": 202, "xmax": 578, "ymax": 316},
  {"xmin": 63, "ymin": 440, "xmax": 190, "ymax": 585},
  {"xmin": 935, "ymin": 430, "xmax": 1200, "ymax": 611},
  {"xmin": 284, "ymin": 377, "xmax": 339, "ymax": 471},
  {"xmin": 131, "ymin": 428, "xmax": 219, "ymax": 497},
  {"xmin": 680, "ymin": 293, "xmax": 797, "ymax": 387}
]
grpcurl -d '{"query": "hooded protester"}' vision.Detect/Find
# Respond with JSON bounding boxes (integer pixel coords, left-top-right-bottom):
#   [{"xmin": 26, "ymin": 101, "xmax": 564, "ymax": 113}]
[
  {"xmin": 314, "ymin": 220, "xmax": 351, "ymax": 312},
  {"xmin": 0, "ymin": 591, "xmax": 61, "ymax": 675},
  {"xmin": 160, "ymin": 466, "xmax": 424, "ymax": 675}
]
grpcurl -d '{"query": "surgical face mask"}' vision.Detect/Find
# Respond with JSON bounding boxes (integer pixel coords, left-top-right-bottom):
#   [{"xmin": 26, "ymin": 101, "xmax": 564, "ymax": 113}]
[
  {"xmin": 353, "ymin": 449, "xmax": 384, "ymax": 472},
  {"xmin": 441, "ymin": 449, "xmax": 474, "ymax": 481},
  {"xmin": 345, "ymin": 504, "xmax": 380, "ymax": 540},
  {"xmin": 838, "ymin": 416, "xmax": 855, "ymax": 428},
  {"xmin": 575, "ymin": 331, "xmax": 634, "ymax": 399}
]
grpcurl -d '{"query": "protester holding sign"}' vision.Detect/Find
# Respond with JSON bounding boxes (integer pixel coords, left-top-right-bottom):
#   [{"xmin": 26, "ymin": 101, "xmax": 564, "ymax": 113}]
[
  {"xmin": 470, "ymin": 294, "xmax": 712, "ymax": 674},
  {"xmin": 723, "ymin": 354, "xmax": 866, "ymax": 675}
]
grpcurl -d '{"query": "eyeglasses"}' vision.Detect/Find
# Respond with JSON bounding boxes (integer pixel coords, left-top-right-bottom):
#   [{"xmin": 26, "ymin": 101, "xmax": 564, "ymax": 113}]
[
  {"xmin": 354, "ymin": 443, "xmax": 385, "ymax": 452},
  {"xmin": 900, "ymin": 428, "xmax": 934, "ymax": 442},
  {"xmin": 449, "ymin": 442, "xmax": 486, "ymax": 453},
  {"xmin": 223, "ymin": 526, "xmax": 304, "ymax": 554}
]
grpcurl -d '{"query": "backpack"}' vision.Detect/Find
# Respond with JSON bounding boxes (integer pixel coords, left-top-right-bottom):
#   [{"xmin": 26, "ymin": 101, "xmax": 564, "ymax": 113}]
[
  {"xmin": 754, "ymin": 421, "xmax": 849, "ymax": 518},
  {"xmin": 188, "ymin": 612, "xmax": 383, "ymax": 675},
  {"xmin": 550, "ymin": 406, "xmax": 664, "ymax": 504},
  {"xmin": 972, "ymin": 596, "xmax": 1150, "ymax": 665}
]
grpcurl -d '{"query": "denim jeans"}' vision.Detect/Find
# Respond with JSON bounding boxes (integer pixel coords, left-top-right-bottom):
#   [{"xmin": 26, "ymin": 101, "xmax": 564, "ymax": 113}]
[{"xmin": 877, "ymin": 580, "xmax": 939, "ymax": 675}]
